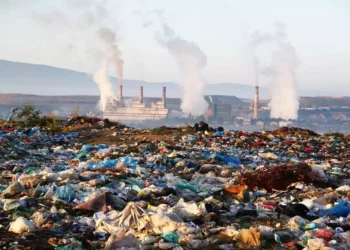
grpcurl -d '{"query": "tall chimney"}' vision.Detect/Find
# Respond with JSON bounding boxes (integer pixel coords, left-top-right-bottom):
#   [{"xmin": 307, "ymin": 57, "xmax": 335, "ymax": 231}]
[
  {"xmin": 118, "ymin": 85, "xmax": 123, "ymax": 101},
  {"xmin": 139, "ymin": 86, "xmax": 143, "ymax": 103},
  {"xmin": 254, "ymin": 86, "xmax": 259, "ymax": 119},
  {"xmin": 162, "ymin": 86, "xmax": 166, "ymax": 106}
]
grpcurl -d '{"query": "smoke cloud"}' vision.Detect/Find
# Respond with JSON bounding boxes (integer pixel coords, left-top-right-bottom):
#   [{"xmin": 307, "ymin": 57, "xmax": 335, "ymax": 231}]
[
  {"xmin": 149, "ymin": 11, "xmax": 207, "ymax": 116},
  {"xmin": 30, "ymin": 0, "xmax": 123, "ymax": 111},
  {"xmin": 98, "ymin": 28, "xmax": 124, "ymax": 87},
  {"xmin": 93, "ymin": 60, "xmax": 114, "ymax": 111},
  {"xmin": 251, "ymin": 24, "xmax": 299, "ymax": 120}
]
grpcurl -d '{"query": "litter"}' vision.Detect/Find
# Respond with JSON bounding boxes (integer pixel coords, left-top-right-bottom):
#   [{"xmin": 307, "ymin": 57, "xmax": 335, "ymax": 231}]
[
  {"xmin": 8, "ymin": 217, "xmax": 35, "ymax": 234},
  {"xmin": 1, "ymin": 118, "xmax": 350, "ymax": 249}
]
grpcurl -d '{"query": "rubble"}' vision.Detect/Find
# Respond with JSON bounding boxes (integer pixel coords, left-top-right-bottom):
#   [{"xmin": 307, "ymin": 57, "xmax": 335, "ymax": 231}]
[{"xmin": 0, "ymin": 118, "xmax": 350, "ymax": 249}]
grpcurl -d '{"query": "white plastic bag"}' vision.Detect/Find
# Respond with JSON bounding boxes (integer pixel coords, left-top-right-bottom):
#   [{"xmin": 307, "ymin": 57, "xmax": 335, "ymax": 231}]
[{"xmin": 9, "ymin": 217, "xmax": 34, "ymax": 234}]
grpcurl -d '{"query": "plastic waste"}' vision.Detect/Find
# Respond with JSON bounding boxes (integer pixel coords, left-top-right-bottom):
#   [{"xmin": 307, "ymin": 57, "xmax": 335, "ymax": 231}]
[
  {"xmin": 172, "ymin": 199, "xmax": 206, "ymax": 221},
  {"xmin": 55, "ymin": 239, "xmax": 84, "ymax": 250},
  {"xmin": 175, "ymin": 182, "xmax": 198, "ymax": 193},
  {"xmin": 307, "ymin": 238, "xmax": 326, "ymax": 250},
  {"xmin": 327, "ymin": 199, "xmax": 350, "ymax": 217},
  {"xmin": 104, "ymin": 229, "xmax": 142, "ymax": 250},
  {"xmin": 312, "ymin": 229, "xmax": 333, "ymax": 241},
  {"xmin": 213, "ymin": 154, "xmax": 241, "ymax": 165},
  {"xmin": 55, "ymin": 183, "xmax": 74, "ymax": 202},
  {"xmin": 234, "ymin": 228, "xmax": 261, "ymax": 248},
  {"xmin": 259, "ymin": 152, "xmax": 278, "ymax": 159},
  {"xmin": 3, "ymin": 181, "xmax": 25, "ymax": 196},
  {"xmin": 113, "ymin": 202, "xmax": 151, "ymax": 231},
  {"xmin": 3, "ymin": 199, "xmax": 23, "ymax": 211},
  {"xmin": 162, "ymin": 233, "xmax": 179, "ymax": 243},
  {"xmin": 9, "ymin": 217, "xmax": 35, "ymax": 234},
  {"xmin": 75, "ymin": 192, "xmax": 126, "ymax": 212},
  {"xmin": 81, "ymin": 144, "xmax": 95, "ymax": 152}
]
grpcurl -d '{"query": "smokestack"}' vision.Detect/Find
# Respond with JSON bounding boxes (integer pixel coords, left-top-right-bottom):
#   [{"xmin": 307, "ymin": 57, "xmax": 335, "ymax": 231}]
[
  {"xmin": 162, "ymin": 86, "xmax": 166, "ymax": 106},
  {"xmin": 118, "ymin": 84, "xmax": 123, "ymax": 101},
  {"xmin": 139, "ymin": 86, "xmax": 143, "ymax": 103},
  {"xmin": 254, "ymin": 86, "xmax": 259, "ymax": 119}
]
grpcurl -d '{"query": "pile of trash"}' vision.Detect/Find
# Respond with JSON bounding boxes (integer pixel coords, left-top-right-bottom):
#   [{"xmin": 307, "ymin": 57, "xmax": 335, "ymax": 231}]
[
  {"xmin": 67, "ymin": 116, "xmax": 127, "ymax": 129},
  {"xmin": 0, "ymin": 120, "xmax": 350, "ymax": 249}
]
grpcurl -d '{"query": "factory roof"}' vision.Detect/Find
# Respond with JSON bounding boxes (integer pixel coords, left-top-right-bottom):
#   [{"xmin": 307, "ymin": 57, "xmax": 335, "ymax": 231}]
[{"xmin": 204, "ymin": 95, "xmax": 248, "ymax": 106}]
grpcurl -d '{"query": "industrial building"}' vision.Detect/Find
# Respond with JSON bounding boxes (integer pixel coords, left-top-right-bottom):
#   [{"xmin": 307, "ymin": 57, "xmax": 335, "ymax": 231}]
[{"xmin": 103, "ymin": 87, "xmax": 169, "ymax": 121}]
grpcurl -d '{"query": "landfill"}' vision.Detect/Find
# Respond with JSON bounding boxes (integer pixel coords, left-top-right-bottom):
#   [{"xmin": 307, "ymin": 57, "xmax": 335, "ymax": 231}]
[{"xmin": 1, "ymin": 117, "xmax": 350, "ymax": 249}]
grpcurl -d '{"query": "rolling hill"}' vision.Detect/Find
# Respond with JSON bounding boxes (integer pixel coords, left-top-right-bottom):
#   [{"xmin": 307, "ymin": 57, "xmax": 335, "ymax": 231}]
[{"xmin": 0, "ymin": 59, "xmax": 270, "ymax": 99}]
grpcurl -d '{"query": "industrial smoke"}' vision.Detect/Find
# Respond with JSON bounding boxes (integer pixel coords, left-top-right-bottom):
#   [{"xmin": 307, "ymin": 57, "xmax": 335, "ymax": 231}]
[
  {"xmin": 251, "ymin": 24, "xmax": 299, "ymax": 120},
  {"xmin": 31, "ymin": 0, "xmax": 123, "ymax": 111},
  {"xmin": 93, "ymin": 60, "xmax": 114, "ymax": 111},
  {"xmin": 98, "ymin": 27, "xmax": 124, "ymax": 90},
  {"xmin": 267, "ymin": 40, "xmax": 299, "ymax": 120},
  {"xmin": 154, "ymin": 13, "xmax": 207, "ymax": 116}
]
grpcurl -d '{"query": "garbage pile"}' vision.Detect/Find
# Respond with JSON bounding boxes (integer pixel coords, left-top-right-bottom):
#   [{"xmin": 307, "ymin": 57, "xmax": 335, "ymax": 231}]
[{"xmin": 1, "ymin": 120, "xmax": 350, "ymax": 249}]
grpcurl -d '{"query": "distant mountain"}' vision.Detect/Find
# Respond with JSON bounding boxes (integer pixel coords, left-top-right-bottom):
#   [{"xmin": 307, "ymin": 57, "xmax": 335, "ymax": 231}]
[{"xmin": 0, "ymin": 59, "xmax": 273, "ymax": 99}]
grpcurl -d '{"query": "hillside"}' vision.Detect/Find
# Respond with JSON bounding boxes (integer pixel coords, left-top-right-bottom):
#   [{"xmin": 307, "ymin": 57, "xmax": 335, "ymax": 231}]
[{"xmin": 0, "ymin": 60, "xmax": 270, "ymax": 99}]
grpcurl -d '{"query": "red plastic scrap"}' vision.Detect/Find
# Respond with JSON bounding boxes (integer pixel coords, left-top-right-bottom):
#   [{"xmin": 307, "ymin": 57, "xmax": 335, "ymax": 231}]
[
  {"xmin": 253, "ymin": 142, "xmax": 266, "ymax": 147},
  {"xmin": 238, "ymin": 131, "xmax": 249, "ymax": 137},
  {"xmin": 304, "ymin": 147, "xmax": 313, "ymax": 152},
  {"xmin": 313, "ymin": 229, "xmax": 333, "ymax": 242},
  {"xmin": 282, "ymin": 241, "xmax": 297, "ymax": 248},
  {"xmin": 261, "ymin": 204, "xmax": 275, "ymax": 210}
]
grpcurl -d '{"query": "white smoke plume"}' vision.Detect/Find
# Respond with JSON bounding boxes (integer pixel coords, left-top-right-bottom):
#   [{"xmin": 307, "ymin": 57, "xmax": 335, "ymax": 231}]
[
  {"xmin": 30, "ymin": 0, "xmax": 122, "ymax": 111},
  {"xmin": 150, "ymin": 11, "xmax": 207, "ymax": 116},
  {"xmin": 251, "ymin": 24, "xmax": 299, "ymax": 120},
  {"xmin": 93, "ymin": 60, "xmax": 114, "ymax": 111},
  {"xmin": 98, "ymin": 28, "xmax": 124, "ymax": 87}
]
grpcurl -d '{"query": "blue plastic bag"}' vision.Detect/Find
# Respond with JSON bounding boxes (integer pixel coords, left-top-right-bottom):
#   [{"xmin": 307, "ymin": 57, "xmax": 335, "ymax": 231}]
[
  {"xmin": 56, "ymin": 184, "xmax": 74, "ymax": 202},
  {"xmin": 81, "ymin": 144, "xmax": 95, "ymax": 152},
  {"xmin": 87, "ymin": 159, "xmax": 117, "ymax": 170},
  {"xmin": 121, "ymin": 156, "xmax": 138, "ymax": 168},
  {"xmin": 214, "ymin": 131, "xmax": 224, "ymax": 136},
  {"xmin": 327, "ymin": 199, "xmax": 350, "ymax": 217},
  {"xmin": 28, "ymin": 128, "xmax": 40, "ymax": 136},
  {"xmin": 97, "ymin": 144, "xmax": 109, "ymax": 149},
  {"xmin": 214, "ymin": 154, "xmax": 241, "ymax": 165}
]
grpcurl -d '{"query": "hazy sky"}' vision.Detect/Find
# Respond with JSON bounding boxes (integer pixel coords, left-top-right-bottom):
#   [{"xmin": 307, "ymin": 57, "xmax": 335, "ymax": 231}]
[{"xmin": 0, "ymin": 0, "xmax": 349, "ymax": 93}]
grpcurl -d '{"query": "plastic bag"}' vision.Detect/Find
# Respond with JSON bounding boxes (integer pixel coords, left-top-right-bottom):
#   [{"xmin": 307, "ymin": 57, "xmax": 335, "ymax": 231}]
[
  {"xmin": 327, "ymin": 199, "xmax": 350, "ymax": 217},
  {"xmin": 3, "ymin": 199, "xmax": 23, "ymax": 211},
  {"xmin": 288, "ymin": 216, "xmax": 308, "ymax": 229},
  {"xmin": 175, "ymin": 182, "xmax": 198, "ymax": 193},
  {"xmin": 259, "ymin": 152, "xmax": 278, "ymax": 160},
  {"xmin": 9, "ymin": 217, "xmax": 34, "ymax": 234},
  {"xmin": 234, "ymin": 228, "xmax": 261, "ymax": 247},
  {"xmin": 172, "ymin": 199, "xmax": 206, "ymax": 221},
  {"xmin": 312, "ymin": 229, "xmax": 333, "ymax": 241},
  {"xmin": 81, "ymin": 144, "xmax": 95, "ymax": 152},
  {"xmin": 113, "ymin": 202, "xmax": 151, "ymax": 231},
  {"xmin": 214, "ymin": 154, "xmax": 241, "ymax": 165},
  {"xmin": 55, "ymin": 239, "xmax": 84, "ymax": 250},
  {"xmin": 308, "ymin": 238, "xmax": 326, "ymax": 250},
  {"xmin": 162, "ymin": 233, "xmax": 179, "ymax": 243},
  {"xmin": 104, "ymin": 229, "xmax": 142, "ymax": 250},
  {"xmin": 55, "ymin": 183, "xmax": 74, "ymax": 202},
  {"xmin": 3, "ymin": 181, "xmax": 25, "ymax": 196}
]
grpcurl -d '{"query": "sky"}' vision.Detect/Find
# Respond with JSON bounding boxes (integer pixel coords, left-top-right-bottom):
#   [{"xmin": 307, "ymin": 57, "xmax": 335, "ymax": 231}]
[{"xmin": 0, "ymin": 0, "xmax": 349, "ymax": 93}]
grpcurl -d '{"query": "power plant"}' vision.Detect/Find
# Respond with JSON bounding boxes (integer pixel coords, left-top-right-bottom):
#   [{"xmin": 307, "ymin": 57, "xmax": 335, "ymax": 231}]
[
  {"xmin": 103, "ymin": 85, "xmax": 169, "ymax": 122},
  {"xmin": 103, "ymin": 78, "xmax": 262, "ymax": 123}
]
